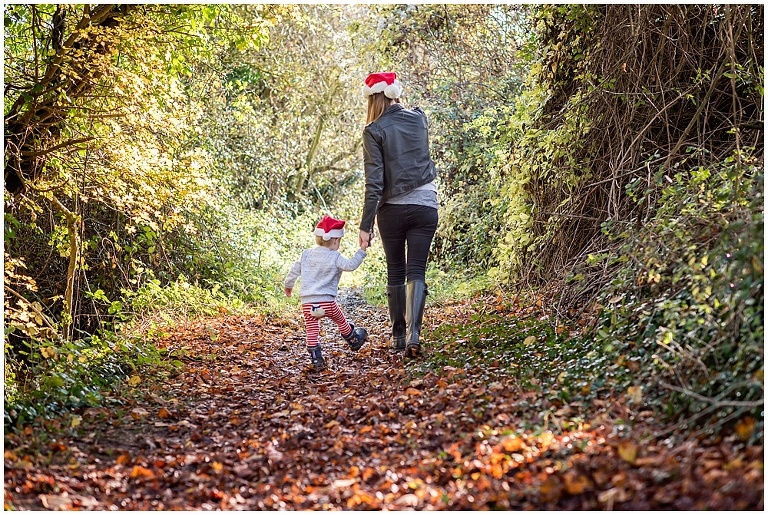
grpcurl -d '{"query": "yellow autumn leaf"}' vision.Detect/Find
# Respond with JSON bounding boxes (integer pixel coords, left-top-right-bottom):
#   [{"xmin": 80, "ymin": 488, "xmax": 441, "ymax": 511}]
[
  {"xmin": 627, "ymin": 386, "xmax": 643, "ymax": 404},
  {"xmin": 212, "ymin": 461, "xmax": 224, "ymax": 473},
  {"xmin": 617, "ymin": 441, "xmax": 638, "ymax": 464},
  {"xmin": 524, "ymin": 335, "xmax": 536, "ymax": 345},
  {"xmin": 70, "ymin": 415, "xmax": 82, "ymax": 428},
  {"xmin": 40, "ymin": 346, "xmax": 56, "ymax": 359},
  {"xmin": 128, "ymin": 375, "xmax": 141, "ymax": 386}
]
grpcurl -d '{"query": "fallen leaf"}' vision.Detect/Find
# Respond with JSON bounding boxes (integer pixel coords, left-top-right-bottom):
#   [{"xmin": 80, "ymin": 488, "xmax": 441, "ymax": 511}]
[
  {"xmin": 501, "ymin": 436, "xmax": 523, "ymax": 453},
  {"xmin": 130, "ymin": 465, "xmax": 154, "ymax": 479},
  {"xmin": 627, "ymin": 385, "xmax": 643, "ymax": 404},
  {"xmin": 405, "ymin": 387, "xmax": 422, "ymax": 396},
  {"xmin": 735, "ymin": 416, "xmax": 756, "ymax": 441},
  {"xmin": 617, "ymin": 441, "xmax": 638, "ymax": 465},
  {"xmin": 331, "ymin": 478, "xmax": 357, "ymax": 488},
  {"xmin": 128, "ymin": 375, "xmax": 141, "ymax": 386},
  {"xmin": 563, "ymin": 470, "xmax": 592, "ymax": 495},
  {"xmin": 40, "ymin": 494, "xmax": 72, "ymax": 510},
  {"xmin": 130, "ymin": 408, "xmax": 149, "ymax": 420},
  {"xmin": 539, "ymin": 475, "xmax": 562, "ymax": 502},
  {"xmin": 394, "ymin": 493, "xmax": 419, "ymax": 507},
  {"xmin": 157, "ymin": 407, "xmax": 172, "ymax": 419}
]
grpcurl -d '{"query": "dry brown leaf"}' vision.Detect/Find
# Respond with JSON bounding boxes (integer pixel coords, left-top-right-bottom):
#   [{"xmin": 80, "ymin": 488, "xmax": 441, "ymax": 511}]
[
  {"xmin": 539, "ymin": 475, "xmax": 562, "ymax": 502},
  {"xmin": 130, "ymin": 408, "xmax": 149, "ymax": 420}
]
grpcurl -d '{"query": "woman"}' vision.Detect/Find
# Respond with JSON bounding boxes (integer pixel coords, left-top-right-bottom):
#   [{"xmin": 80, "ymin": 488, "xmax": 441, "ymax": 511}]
[{"xmin": 358, "ymin": 72, "xmax": 439, "ymax": 358}]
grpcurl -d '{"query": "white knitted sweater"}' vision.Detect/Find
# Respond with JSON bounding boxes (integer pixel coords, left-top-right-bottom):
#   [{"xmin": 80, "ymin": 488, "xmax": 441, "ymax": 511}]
[{"xmin": 284, "ymin": 246, "xmax": 366, "ymax": 303}]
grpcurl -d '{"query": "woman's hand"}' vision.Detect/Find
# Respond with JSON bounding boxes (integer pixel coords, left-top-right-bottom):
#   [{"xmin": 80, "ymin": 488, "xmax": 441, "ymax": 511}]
[{"xmin": 359, "ymin": 230, "xmax": 371, "ymax": 251}]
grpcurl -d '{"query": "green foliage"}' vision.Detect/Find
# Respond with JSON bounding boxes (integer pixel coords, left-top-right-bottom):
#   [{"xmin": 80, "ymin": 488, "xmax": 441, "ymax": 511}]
[
  {"xmin": 4, "ymin": 332, "xmax": 162, "ymax": 429},
  {"xmin": 583, "ymin": 155, "xmax": 764, "ymax": 425}
]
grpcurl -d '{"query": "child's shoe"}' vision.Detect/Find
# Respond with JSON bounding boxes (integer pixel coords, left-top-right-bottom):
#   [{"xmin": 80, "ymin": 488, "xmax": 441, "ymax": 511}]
[
  {"xmin": 343, "ymin": 324, "xmax": 368, "ymax": 351},
  {"xmin": 308, "ymin": 346, "xmax": 327, "ymax": 371}
]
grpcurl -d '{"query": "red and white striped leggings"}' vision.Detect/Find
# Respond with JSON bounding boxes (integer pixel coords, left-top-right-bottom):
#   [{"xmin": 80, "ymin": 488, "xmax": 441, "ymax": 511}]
[{"xmin": 301, "ymin": 301, "xmax": 351, "ymax": 348}]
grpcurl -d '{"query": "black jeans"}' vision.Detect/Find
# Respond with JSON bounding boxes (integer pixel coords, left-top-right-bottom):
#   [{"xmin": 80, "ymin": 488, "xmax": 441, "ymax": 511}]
[{"xmin": 376, "ymin": 203, "xmax": 438, "ymax": 286}]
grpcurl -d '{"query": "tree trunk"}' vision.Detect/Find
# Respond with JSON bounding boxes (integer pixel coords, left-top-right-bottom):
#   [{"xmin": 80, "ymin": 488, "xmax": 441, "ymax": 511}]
[{"xmin": 50, "ymin": 195, "xmax": 80, "ymax": 341}]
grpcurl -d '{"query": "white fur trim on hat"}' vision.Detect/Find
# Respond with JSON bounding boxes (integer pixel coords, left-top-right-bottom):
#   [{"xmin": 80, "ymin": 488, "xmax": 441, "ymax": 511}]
[
  {"xmin": 362, "ymin": 80, "xmax": 403, "ymax": 99},
  {"xmin": 314, "ymin": 226, "xmax": 345, "ymax": 240}
]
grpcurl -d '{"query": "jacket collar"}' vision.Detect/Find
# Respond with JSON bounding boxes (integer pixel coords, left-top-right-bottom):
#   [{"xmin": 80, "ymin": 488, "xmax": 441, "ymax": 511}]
[{"xmin": 382, "ymin": 103, "xmax": 404, "ymax": 116}]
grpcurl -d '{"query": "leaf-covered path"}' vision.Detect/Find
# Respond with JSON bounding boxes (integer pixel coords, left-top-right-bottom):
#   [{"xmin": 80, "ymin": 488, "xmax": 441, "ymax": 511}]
[{"xmin": 4, "ymin": 289, "xmax": 764, "ymax": 510}]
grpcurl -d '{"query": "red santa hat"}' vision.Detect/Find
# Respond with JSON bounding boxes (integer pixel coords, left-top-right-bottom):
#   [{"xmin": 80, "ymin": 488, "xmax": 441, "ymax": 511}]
[
  {"xmin": 314, "ymin": 215, "xmax": 346, "ymax": 241},
  {"xmin": 362, "ymin": 72, "xmax": 403, "ymax": 99}
]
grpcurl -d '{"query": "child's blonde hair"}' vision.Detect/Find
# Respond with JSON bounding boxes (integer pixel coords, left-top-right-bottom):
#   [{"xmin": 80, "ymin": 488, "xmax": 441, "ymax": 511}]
[{"xmin": 316, "ymin": 236, "xmax": 341, "ymax": 247}]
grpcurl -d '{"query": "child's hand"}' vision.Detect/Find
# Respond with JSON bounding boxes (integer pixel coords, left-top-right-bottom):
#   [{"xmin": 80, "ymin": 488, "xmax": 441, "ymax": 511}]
[
  {"xmin": 284, "ymin": 287, "xmax": 292, "ymax": 297},
  {"xmin": 359, "ymin": 230, "xmax": 371, "ymax": 251}
]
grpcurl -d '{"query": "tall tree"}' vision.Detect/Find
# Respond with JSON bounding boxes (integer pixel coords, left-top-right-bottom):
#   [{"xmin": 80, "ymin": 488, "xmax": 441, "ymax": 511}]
[{"xmin": 3, "ymin": 4, "xmax": 269, "ymax": 340}]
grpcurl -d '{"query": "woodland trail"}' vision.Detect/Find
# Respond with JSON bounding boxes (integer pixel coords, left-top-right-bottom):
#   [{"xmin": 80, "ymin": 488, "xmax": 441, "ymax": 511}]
[{"xmin": 4, "ymin": 289, "xmax": 764, "ymax": 510}]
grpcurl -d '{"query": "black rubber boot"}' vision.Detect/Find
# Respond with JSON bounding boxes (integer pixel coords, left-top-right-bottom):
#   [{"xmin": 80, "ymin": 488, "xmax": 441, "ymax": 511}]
[
  {"xmin": 386, "ymin": 284, "xmax": 407, "ymax": 351},
  {"xmin": 308, "ymin": 346, "xmax": 326, "ymax": 371},
  {"xmin": 405, "ymin": 280, "xmax": 428, "ymax": 357},
  {"xmin": 342, "ymin": 323, "xmax": 368, "ymax": 351}
]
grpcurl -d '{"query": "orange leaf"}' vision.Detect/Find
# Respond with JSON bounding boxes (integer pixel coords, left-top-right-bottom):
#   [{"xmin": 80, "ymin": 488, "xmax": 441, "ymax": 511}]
[
  {"xmin": 157, "ymin": 407, "xmax": 172, "ymax": 419},
  {"xmin": 359, "ymin": 425, "xmax": 373, "ymax": 434},
  {"xmin": 736, "ymin": 416, "xmax": 756, "ymax": 441},
  {"xmin": 130, "ymin": 465, "xmax": 154, "ymax": 479},
  {"xmin": 563, "ymin": 470, "xmax": 592, "ymax": 495},
  {"xmin": 130, "ymin": 407, "xmax": 149, "ymax": 420},
  {"xmin": 405, "ymin": 387, "xmax": 422, "ymax": 396},
  {"xmin": 116, "ymin": 454, "xmax": 131, "ymax": 465},
  {"xmin": 501, "ymin": 436, "xmax": 523, "ymax": 453}
]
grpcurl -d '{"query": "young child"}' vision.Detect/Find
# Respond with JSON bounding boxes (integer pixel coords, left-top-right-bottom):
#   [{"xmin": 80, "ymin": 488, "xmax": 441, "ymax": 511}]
[{"xmin": 284, "ymin": 215, "xmax": 368, "ymax": 370}]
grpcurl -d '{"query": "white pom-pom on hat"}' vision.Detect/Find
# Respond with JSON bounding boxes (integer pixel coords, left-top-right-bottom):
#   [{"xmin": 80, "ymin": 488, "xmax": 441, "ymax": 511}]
[{"xmin": 362, "ymin": 72, "xmax": 403, "ymax": 99}]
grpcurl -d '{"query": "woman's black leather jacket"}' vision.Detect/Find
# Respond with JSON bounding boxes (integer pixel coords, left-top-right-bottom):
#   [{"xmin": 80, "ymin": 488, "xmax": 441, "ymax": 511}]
[{"xmin": 359, "ymin": 103, "xmax": 437, "ymax": 232}]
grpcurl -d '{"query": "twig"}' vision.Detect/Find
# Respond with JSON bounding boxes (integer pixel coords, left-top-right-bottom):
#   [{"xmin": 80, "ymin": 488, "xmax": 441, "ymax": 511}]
[{"xmin": 659, "ymin": 381, "xmax": 763, "ymax": 408}]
